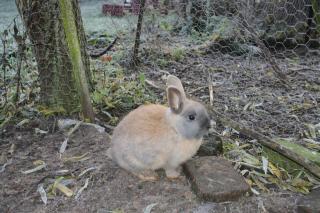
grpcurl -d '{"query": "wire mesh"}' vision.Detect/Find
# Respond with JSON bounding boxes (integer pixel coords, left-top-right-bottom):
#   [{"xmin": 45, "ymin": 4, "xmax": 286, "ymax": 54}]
[{"xmin": 0, "ymin": 0, "xmax": 319, "ymax": 137}]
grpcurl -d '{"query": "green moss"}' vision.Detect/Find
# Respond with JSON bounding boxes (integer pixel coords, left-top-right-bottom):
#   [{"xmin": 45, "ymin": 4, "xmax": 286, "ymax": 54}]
[{"xmin": 59, "ymin": 0, "xmax": 94, "ymax": 121}]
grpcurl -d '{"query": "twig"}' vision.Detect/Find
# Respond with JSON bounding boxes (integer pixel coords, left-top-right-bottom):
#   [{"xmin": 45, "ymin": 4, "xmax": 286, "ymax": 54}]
[
  {"xmin": 145, "ymin": 79, "xmax": 164, "ymax": 90},
  {"xmin": 189, "ymin": 86, "xmax": 207, "ymax": 94},
  {"xmin": 89, "ymin": 36, "xmax": 118, "ymax": 58},
  {"xmin": 208, "ymin": 72, "xmax": 214, "ymax": 106}
]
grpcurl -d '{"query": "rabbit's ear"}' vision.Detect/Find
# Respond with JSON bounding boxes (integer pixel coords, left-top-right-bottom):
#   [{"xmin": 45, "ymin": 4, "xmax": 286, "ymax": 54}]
[
  {"xmin": 167, "ymin": 86, "xmax": 184, "ymax": 114},
  {"xmin": 166, "ymin": 75, "xmax": 186, "ymax": 99}
]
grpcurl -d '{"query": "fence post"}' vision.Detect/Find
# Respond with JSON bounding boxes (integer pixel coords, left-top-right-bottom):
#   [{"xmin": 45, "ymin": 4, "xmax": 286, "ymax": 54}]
[{"xmin": 132, "ymin": 0, "xmax": 146, "ymax": 66}]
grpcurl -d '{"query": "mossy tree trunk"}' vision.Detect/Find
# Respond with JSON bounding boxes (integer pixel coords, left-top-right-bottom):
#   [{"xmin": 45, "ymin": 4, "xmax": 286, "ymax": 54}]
[
  {"xmin": 59, "ymin": 0, "xmax": 94, "ymax": 122},
  {"xmin": 16, "ymin": 0, "xmax": 94, "ymax": 121}
]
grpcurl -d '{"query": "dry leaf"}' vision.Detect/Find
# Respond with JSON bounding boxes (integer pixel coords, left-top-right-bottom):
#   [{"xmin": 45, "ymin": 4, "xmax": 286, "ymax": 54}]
[
  {"xmin": 262, "ymin": 156, "xmax": 268, "ymax": 175},
  {"xmin": 0, "ymin": 158, "xmax": 12, "ymax": 173},
  {"xmin": 37, "ymin": 184, "xmax": 47, "ymax": 205},
  {"xmin": 75, "ymin": 178, "xmax": 89, "ymax": 200},
  {"xmin": 56, "ymin": 183, "xmax": 73, "ymax": 197},
  {"xmin": 268, "ymin": 162, "xmax": 282, "ymax": 179},
  {"xmin": 62, "ymin": 152, "xmax": 90, "ymax": 162},
  {"xmin": 78, "ymin": 166, "xmax": 98, "ymax": 177},
  {"xmin": 59, "ymin": 138, "xmax": 69, "ymax": 154},
  {"xmin": 143, "ymin": 203, "xmax": 158, "ymax": 213},
  {"xmin": 22, "ymin": 163, "xmax": 46, "ymax": 174}
]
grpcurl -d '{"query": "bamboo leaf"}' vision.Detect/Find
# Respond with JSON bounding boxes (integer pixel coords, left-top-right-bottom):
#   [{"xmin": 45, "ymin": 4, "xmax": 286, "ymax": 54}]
[
  {"xmin": 75, "ymin": 178, "xmax": 89, "ymax": 200},
  {"xmin": 56, "ymin": 183, "xmax": 73, "ymax": 197},
  {"xmin": 37, "ymin": 184, "xmax": 47, "ymax": 205},
  {"xmin": 268, "ymin": 162, "xmax": 282, "ymax": 179},
  {"xmin": 262, "ymin": 156, "xmax": 268, "ymax": 174},
  {"xmin": 22, "ymin": 163, "xmax": 46, "ymax": 174},
  {"xmin": 143, "ymin": 203, "xmax": 158, "ymax": 213}
]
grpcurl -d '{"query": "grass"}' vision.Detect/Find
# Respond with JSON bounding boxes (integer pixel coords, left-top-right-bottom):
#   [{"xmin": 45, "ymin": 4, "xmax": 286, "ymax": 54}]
[
  {"xmin": 0, "ymin": 0, "xmax": 137, "ymax": 35},
  {"xmin": 79, "ymin": 0, "xmax": 137, "ymax": 35},
  {"xmin": 0, "ymin": 0, "xmax": 18, "ymax": 33}
]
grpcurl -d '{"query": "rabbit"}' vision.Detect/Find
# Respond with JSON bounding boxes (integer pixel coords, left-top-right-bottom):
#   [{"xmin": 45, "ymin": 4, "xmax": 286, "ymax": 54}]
[{"xmin": 109, "ymin": 75, "xmax": 211, "ymax": 181}]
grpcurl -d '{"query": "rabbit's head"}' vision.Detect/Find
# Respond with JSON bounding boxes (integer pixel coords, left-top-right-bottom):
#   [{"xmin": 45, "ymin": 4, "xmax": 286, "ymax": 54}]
[{"xmin": 166, "ymin": 75, "xmax": 211, "ymax": 140}]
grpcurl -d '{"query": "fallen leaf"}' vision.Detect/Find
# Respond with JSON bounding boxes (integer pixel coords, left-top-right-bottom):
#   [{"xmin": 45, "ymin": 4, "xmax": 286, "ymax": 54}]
[
  {"xmin": 262, "ymin": 156, "xmax": 268, "ymax": 174},
  {"xmin": 251, "ymin": 187, "xmax": 260, "ymax": 195},
  {"xmin": 143, "ymin": 203, "xmax": 158, "ymax": 213},
  {"xmin": 59, "ymin": 138, "xmax": 69, "ymax": 154},
  {"xmin": 22, "ymin": 163, "xmax": 46, "ymax": 174},
  {"xmin": 78, "ymin": 166, "xmax": 98, "ymax": 177},
  {"xmin": 0, "ymin": 158, "xmax": 12, "ymax": 173},
  {"xmin": 37, "ymin": 184, "xmax": 47, "ymax": 205},
  {"xmin": 56, "ymin": 183, "xmax": 73, "ymax": 197},
  {"xmin": 34, "ymin": 128, "xmax": 48, "ymax": 135},
  {"xmin": 75, "ymin": 178, "xmax": 89, "ymax": 200},
  {"xmin": 62, "ymin": 152, "xmax": 90, "ymax": 162},
  {"xmin": 16, "ymin": 119, "xmax": 30, "ymax": 127},
  {"xmin": 8, "ymin": 144, "xmax": 15, "ymax": 155},
  {"xmin": 268, "ymin": 162, "xmax": 282, "ymax": 179},
  {"xmin": 101, "ymin": 55, "xmax": 112, "ymax": 63}
]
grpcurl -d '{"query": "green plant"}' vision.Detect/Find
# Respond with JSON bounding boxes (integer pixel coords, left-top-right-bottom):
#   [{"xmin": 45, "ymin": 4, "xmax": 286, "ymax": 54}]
[
  {"xmin": 156, "ymin": 58, "xmax": 169, "ymax": 68},
  {"xmin": 92, "ymin": 71, "xmax": 157, "ymax": 116},
  {"xmin": 171, "ymin": 48, "xmax": 185, "ymax": 61}
]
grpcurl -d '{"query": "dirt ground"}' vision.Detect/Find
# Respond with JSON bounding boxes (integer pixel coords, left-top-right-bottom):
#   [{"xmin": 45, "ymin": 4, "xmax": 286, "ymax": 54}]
[
  {"xmin": 1, "ymin": 38, "xmax": 319, "ymax": 212},
  {"xmin": 0, "ymin": 122, "xmax": 301, "ymax": 213},
  {"xmin": 1, "ymin": 0, "xmax": 319, "ymax": 212},
  {"xmin": 1, "ymin": 123, "xmax": 198, "ymax": 213},
  {"xmin": 1, "ymin": 38, "xmax": 319, "ymax": 213},
  {"xmin": 140, "ymin": 42, "xmax": 320, "ymax": 139}
]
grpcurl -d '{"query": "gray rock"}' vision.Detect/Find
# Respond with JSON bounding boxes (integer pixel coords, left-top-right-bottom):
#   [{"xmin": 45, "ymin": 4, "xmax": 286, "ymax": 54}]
[
  {"xmin": 197, "ymin": 134, "xmax": 223, "ymax": 156},
  {"xmin": 183, "ymin": 156, "xmax": 250, "ymax": 202}
]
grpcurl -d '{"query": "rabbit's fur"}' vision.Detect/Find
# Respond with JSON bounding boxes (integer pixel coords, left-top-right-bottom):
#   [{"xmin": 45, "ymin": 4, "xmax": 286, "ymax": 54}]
[{"xmin": 110, "ymin": 75, "xmax": 210, "ymax": 180}]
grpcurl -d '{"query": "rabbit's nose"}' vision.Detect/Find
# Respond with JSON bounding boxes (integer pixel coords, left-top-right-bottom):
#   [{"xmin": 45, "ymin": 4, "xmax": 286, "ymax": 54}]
[{"xmin": 204, "ymin": 118, "xmax": 211, "ymax": 130}]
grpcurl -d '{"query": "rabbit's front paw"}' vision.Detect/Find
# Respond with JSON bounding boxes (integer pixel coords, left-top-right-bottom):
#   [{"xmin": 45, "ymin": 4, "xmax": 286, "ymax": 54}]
[
  {"xmin": 134, "ymin": 170, "xmax": 159, "ymax": 181},
  {"xmin": 165, "ymin": 168, "xmax": 180, "ymax": 179}
]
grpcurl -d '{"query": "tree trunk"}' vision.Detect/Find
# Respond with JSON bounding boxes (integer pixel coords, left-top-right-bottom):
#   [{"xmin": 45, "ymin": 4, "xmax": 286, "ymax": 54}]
[
  {"xmin": 59, "ymin": 0, "xmax": 94, "ymax": 122},
  {"xmin": 16, "ymin": 0, "xmax": 94, "ymax": 121}
]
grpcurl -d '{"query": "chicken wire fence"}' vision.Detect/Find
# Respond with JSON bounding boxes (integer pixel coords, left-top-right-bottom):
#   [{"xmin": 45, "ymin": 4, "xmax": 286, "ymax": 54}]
[
  {"xmin": 1, "ymin": 0, "xmax": 320, "ymax": 120},
  {"xmin": 100, "ymin": 0, "xmax": 320, "ymax": 138},
  {"xmin": 126, "ymin": 0, "xmax": 320, "ymax": 64}
]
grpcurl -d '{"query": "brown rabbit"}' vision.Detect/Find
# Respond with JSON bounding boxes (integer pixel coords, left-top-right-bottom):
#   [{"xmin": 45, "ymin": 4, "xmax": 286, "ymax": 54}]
[{"xmin": 109, "ymin": 75, "xmax": 211, "ymax": 180}]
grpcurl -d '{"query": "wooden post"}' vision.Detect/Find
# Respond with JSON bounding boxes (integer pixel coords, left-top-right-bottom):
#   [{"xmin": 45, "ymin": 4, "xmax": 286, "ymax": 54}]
[{"xmin": 132, "ymin": 0, "xmax": 146, "ymax": 65}]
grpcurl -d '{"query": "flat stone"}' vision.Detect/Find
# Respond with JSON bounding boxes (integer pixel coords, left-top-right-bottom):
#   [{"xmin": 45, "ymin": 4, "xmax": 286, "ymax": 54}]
[
  {"xmin": 183, "ymin": 156, "xmax": 250, "ymax": 202},
  {"xmin": 297, "ymin": 188, "xmax": 320, "ymax": 213}
]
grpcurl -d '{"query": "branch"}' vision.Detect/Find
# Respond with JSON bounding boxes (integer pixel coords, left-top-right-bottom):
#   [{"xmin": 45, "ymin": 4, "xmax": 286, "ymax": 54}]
[
  {"xmin": 89, "ymin": 36, "xmax": 118, "ymax": 58},
  {"xmin": 208, "ymin": 107, "xmax": 320, "ymax": 179}
]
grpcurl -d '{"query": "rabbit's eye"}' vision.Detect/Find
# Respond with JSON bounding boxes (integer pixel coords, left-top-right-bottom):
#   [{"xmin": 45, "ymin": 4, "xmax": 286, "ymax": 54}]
[{"xmin": 188, "ymin": 114, "xmax": 195, "ymax": 121}]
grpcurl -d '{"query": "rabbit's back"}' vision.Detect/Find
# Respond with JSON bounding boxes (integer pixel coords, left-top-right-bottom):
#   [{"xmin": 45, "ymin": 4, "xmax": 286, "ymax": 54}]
[
  {"xmin": 112, "ymin": 104, "xmax": 170, "ymax": 140},
  {"xmin": 111, "ymin": 104, "xmax": 177, "ymax": 171}
]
